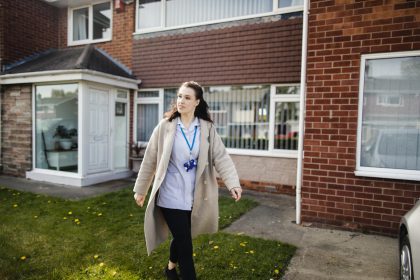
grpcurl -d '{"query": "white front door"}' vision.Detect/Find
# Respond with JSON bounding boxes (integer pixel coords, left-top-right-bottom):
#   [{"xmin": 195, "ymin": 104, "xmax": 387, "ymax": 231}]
[{"xmin": 87, "ymin": 87, "xmax": 110, "ymax": 174}]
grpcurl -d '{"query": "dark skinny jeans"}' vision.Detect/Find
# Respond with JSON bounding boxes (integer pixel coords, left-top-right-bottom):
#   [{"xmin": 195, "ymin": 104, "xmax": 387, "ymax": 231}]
[{"xmin": 159, "ymin": 206, "xmax": 197, "ymax": 280}]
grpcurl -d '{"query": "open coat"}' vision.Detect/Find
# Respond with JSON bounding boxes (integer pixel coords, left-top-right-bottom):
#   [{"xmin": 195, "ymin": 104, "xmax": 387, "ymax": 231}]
[{"xmin": 133, "ymin": 118, "xmax": 241, "ymax": 255}]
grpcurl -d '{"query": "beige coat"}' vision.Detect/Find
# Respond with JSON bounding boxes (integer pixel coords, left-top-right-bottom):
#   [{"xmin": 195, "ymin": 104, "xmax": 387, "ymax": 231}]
[{"xmin": 133, "ymin": 118, "xmax": 241, "ymax": 255}]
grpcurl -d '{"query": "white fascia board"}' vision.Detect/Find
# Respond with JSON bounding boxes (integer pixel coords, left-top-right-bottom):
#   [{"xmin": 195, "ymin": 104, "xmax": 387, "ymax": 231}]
[{"xmin": 0, "ymin": 69, "xmax": 141, "ymax": 89}]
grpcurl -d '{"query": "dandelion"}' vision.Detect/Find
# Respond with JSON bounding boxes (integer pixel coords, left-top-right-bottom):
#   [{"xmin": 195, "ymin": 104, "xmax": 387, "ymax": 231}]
[
  {"xmin": 274, "ymin": 269, "xmax": 279, "ymax": 274},
  {"xmin": 240, "ymin": 242, "xmax": 246, "ymax": 247},
  {"xmin": 20, "ymin": 256, "xmax": 27, "ymax": 261},
  {"xmin": 63, "ymin": 217, "xmax": 68, "ymax": 220},
  {"xmin": 193, "ymin": 253, "xmax": 196, "ymax": 257},
  {"xmin": 94, "ymin": 254, "xmax": 99, "ymax": 259},
  {"xmin": 213, "ymin": 245, "xmax": 219, "ymax": 250},
  {"xmin": 98, "ymin": 213, "xmax": 103, "ymax": 217},
  {"xmin": 13, "ymin": 204, "xmax": 18, "ymax": 208},
  {"xmin": 111, "ymin": 271, "xmax": 117, "ymax": 276},
  {"xmin": 249, "ymin": 250, "xmax": 255, "ymax": 254},
  {"xmin": 99, "ymin": 262, "xmax": 105, "ymax": 267},
  {"xmin": 68, "ymin": 211, "xmax": 72, "ymax": 215}
]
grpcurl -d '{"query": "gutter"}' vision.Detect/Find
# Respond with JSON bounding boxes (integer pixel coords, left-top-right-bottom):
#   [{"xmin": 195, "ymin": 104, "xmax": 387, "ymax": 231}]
[{"xmin": 296, "ymin": 0, "xmax": 309, "ymax": 225}]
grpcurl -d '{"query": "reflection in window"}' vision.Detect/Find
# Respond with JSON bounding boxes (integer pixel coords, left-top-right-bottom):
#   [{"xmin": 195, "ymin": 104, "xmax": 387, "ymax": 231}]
[
  {"xmin": 360, "ymin": 55, "xmax": 420, "ymax": 171},
  {"xmin": 93, "ymin": 2, "xmax": 111, "ymax": 40},
  {"xmin": 274, "ymin": 102, "xmax": 299, "ymax": 150},
  {"xmin": 35, "ymin": 84, "xmax": 78, "ymax": 172},
  {"xmin": 205, "ymin": 85, "xmax": 270, "ymax": 150},
  {"xmin": 72, "ymin": 2, "xmax": 111, "ymax": 42}
]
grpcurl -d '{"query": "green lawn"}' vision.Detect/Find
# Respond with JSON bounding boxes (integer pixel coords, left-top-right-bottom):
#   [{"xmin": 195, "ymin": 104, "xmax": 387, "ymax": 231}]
[{"xmin": 0, "ymin": 186, "xmax": 296, "ymax": 280}]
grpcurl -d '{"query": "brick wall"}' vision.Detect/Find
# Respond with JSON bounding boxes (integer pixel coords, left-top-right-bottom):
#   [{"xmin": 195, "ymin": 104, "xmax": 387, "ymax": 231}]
[
  {"xmin": 132, "ymin": 17, "xmax": 303, "ymax": 88},
  {"xmin": 1, "ymin": 85, "xmax": 32, "ymax": 176},
  {"xmin": 1, "ymin": 0, "xmax": 59, "ymax": 66},
  {"xmin": 303, "ymin": 0, "xmax": 420, "ymax": 236},
  {"xmin": 58, "ymin": 2, "xmax": 134, "ymax": 69}
]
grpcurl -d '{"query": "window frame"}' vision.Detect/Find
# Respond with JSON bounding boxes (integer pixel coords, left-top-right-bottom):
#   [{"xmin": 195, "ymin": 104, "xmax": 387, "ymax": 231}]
[
  {"xmin": 68, "ymin": 1, "xmax": 113, "ymax": 46},
  {"xmin": 355, "ymin": 50, "xmax": 420, "ymax": 181},
  {"xmin": 135, "ymin": 0, "xmax": 304, "ymax": 34},
  {"xmin": 135, "ymin": 85, "xmax": 300, "ymax": 158},
  {"xmin": 133, "ymin": 89, "xmax": 164, "ymax": 143}
]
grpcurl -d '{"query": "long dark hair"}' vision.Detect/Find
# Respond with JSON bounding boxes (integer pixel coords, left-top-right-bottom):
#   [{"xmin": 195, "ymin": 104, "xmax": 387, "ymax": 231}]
[{"xmin": 165, "ymin": 81, "xmax": 213, "ymax": 123}]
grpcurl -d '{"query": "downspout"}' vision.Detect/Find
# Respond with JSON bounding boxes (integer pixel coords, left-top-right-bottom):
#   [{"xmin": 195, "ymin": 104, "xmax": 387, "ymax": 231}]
[{"xmin": 296, "ymin": 0, "xmax": 309, "ymax": 225}]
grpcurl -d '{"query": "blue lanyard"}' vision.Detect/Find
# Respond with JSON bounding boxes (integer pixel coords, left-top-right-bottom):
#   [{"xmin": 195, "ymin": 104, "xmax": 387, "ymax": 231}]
[{"xmin": 180, "ymin": 125, "xmax": 198, "ymax": 154}]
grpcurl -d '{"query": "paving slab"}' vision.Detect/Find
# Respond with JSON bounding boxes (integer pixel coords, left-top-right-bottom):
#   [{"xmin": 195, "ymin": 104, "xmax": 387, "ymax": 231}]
[{"xmin": 223, "ymin": 190, "xmax": 399, "ymax": 280}]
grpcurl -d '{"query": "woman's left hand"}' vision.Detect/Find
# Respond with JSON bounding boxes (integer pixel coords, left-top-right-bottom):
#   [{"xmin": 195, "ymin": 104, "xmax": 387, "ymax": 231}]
[{"xmin": 230, "ymin": 187, "xmax": 242, "ymax": 202}]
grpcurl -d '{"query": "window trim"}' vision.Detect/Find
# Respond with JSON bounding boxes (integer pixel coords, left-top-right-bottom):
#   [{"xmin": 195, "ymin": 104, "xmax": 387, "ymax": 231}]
[
  {"xmin": 135, "ymin": 85, "xmax": 300, "ymax": 158},
  {"xmin": 68, "ymin": 1, "xmax": 113, "ymax": 46},
  {"xmin": 134, "ymin": 0, "xmax": 304, "ymax": 35},
  {"xmin": 133, "ymin": 89, "xmax": 164, "ymax": 143},
  {"xmin": 355, "ymin": 50, "xmax": 420, "ymax": 181}
]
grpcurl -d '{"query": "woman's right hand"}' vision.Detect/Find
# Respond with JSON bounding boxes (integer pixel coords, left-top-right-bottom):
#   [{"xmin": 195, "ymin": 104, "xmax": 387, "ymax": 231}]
[{"xmin": 134, "ymin": 193, "xmax": 145, "ymax": 207}]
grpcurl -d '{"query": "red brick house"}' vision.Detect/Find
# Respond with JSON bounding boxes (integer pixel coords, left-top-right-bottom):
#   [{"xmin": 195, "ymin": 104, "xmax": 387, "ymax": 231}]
[
  {"xmin": 0, "ymin": 0, "xmax": 419, "ymax": 236},
  {"xmin": 0, "ymin": 0, "xmax": 303, "ymax": 190},
  {"xmin": 302, "ymin": 0, "xmax": 420, "ymax": 236}
]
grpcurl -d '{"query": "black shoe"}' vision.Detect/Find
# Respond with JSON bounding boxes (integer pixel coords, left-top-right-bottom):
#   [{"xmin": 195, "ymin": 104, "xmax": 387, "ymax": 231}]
[{"xmin": 164, "ymin": 266, "xmax": 179, "ymax": 280}]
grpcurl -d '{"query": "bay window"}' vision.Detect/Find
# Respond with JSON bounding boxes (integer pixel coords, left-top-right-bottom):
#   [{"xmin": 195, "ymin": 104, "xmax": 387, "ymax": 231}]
[
  {"xmin": 136, "ymin": 0, "xmax": 304, "ymax": 33},
  {"xmin": 35, "ymin": 84, "xmax": 79, "ymax": 173},
  {"xmin": 356, "ymin": 51, "xmax": 420, "ymax": 181}
]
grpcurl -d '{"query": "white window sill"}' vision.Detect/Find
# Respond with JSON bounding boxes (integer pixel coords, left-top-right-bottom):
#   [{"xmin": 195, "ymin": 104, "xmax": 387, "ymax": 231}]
[
  {"xmin": 227, "ymin": 148, "xmax": 298, "ymax": 158},
  {"xmin": 68, "ymin": 38, "xmax": 112, "ymax": 47},
  {"xmin": 354, "ymin": 169, "xmax": 420, "ymax": 182}
]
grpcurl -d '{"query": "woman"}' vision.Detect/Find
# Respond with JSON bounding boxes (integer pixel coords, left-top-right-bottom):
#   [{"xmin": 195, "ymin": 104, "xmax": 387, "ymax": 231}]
[{"xmin": 133, "ymin": 81, "xmax": 242, "ymax": 280}]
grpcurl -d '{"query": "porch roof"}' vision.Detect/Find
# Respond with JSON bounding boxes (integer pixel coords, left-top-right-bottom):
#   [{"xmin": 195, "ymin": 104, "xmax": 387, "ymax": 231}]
[{"xmin": 1, "ymin": 45, "xmax": 136, "ymax": 80}]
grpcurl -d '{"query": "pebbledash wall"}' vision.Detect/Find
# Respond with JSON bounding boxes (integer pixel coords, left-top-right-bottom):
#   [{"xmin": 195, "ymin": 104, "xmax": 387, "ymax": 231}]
[
  {"xmin": 132, "ymin": 16, "xmax": 303, "ymax": 194},
  {"xmin": 303, "ymin": 0, "xmax": 420, "ymax": 236}
]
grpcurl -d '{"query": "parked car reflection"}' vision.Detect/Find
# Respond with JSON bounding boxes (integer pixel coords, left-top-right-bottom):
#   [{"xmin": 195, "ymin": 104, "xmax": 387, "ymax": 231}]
[
  {"xmin": 399, "ymin": 198, "xmax": 420, "ymax": 280},
  {"xmin": 362, "ymin": 128, "xmax": 420, "ymax": 170}
]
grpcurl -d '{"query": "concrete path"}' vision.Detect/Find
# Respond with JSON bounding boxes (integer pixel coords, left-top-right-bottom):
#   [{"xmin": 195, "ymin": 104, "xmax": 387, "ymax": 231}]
[
  {"xmin": 223, "ymin": 190, "xmax": 399, "ymax": 280},
  {"xmin": 0, "ymin": 175, "xmax": 399, "ymax": 279}
]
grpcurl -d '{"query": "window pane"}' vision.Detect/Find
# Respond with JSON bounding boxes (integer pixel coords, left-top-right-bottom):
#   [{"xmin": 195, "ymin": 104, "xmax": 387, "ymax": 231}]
[
  {"xmin": 73, "ymin": 8, "xmax": 89, "ymax": 41},
  {"xmin": 274, "ymin": 102, "xmax": 299, "ymax": 150},
  {"xmin": 138, "ymin": 90, "xmax": 160, "ymax": 98},
  {"xmin": 93, "ymin": 2, "xmax": 111, "ymax": 40},
  {"xmin": 166, "ymin": 0, "xmax": 272, "ymax": 28},
  {"xmin": 361, "ymin": 56, "xmax": 420, "ymax": 170},
  {"xmin": 138, "ymin": 0, "xmax": 161, "ymax": 29},
  {"xmin": 276, "ymin": 85, "xmax": 299, "ymax": 95},
  {"xmin": 137, "ymin": 104, "xmax": 159, "ymax": 141},
  {"xmin": 164, "ymin": 88, "xmax": 177, "ymax": 113},
  {"xmin": 35, "ymin": 84, "xmax": 79, "ymax": 173},
  {"xmin": 205, "ymin": 85, "xmax": 270, "ymax": 150},
  {"xmin": 279, "ymin": 0, "xmax": 304, "ymax": 8}
]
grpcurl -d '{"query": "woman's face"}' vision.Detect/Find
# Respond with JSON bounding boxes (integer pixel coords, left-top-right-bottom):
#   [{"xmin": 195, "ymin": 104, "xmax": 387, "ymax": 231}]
[{"xmin": 177, "ymin": 86, "xmax": 199, "ymax": 116}]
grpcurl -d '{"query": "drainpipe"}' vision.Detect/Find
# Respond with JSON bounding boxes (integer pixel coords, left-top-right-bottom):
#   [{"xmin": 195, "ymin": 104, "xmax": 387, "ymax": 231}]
[{"xmin": 296, "ymin": 0, "xmax": 309, "ymax": 225}]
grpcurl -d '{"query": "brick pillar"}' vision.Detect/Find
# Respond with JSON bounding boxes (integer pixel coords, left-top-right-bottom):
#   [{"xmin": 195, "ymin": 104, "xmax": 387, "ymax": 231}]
[{"xmin": 1, "ymin": 85, "xmax": 32, "ymax": 176}]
